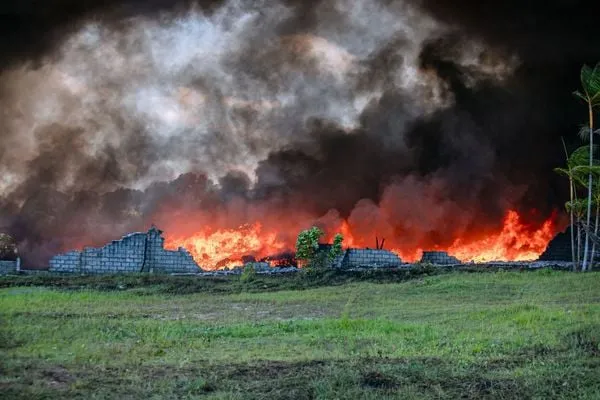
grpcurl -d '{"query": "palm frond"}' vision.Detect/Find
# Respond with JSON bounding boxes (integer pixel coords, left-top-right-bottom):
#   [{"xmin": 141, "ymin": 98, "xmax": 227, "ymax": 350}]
[
  {"xmin": 578, "ymin": 125, "xmax": 592, "ymax": 141},
  {"xmin": 580, "ymin": 63, "xmax": 600, "ymax": 107},
  {"xmin": 566, "ymin": 199, "xmax": 588, "ymax": 217},
  {"xmin": 568, "ymin": 145, "xmax": 599, "ymax": 168},
  {"xmin": 554, "ymin": 167, "xmax": 571, "ymax": 178},
  {"xmin": 572, "ymin": 165, "xmax": 600, "ymax": 175}
]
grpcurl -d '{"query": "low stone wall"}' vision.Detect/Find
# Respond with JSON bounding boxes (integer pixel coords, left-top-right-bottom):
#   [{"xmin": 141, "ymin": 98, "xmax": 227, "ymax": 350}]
[
  {"xmin": 0, "ymin": 259, "xmax": 19, "ymax": 275},
  {"xmin": 420, "ymin": 251, "xmax": 461, "ymax": 265},
  {"xmin": 49, "ymin": 227, "xmax": 200, "ymax": 275},
  {"xmin": 339, "ymin": 249, "xmax": 403, "ymax": 268}
]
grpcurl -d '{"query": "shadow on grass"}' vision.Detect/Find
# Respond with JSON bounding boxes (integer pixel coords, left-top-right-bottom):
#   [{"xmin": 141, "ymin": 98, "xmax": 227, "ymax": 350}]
[
  {"xmin": 3, "ymin": 337, "xmax": 600, "ymax": 400},
  {"xmin": 1, "ymin": 264, "xmax": 571, "ymax": 296},
  {"xmin": 0, "ymin": 265, "xmax": 447, "ymax": 295}
]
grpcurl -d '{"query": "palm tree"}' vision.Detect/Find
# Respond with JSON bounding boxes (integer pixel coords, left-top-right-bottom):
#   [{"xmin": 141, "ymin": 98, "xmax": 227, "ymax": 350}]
[
  {"xmin": 567, "ymin": 199, "xmax": 587, "ymax": 268},
  {"xmin": 574, "ymin": 63, "xmax": 600, "ymax": 271},
  {"xmin": 556, "ymin": 145, "xmax": 592, "ymax": 270}
]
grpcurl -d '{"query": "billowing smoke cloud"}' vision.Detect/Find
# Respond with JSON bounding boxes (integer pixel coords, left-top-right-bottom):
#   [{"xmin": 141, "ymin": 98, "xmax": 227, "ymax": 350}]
[{"xmin": 0, "ymin": 0, "xmax": 596, "ymax": 266}]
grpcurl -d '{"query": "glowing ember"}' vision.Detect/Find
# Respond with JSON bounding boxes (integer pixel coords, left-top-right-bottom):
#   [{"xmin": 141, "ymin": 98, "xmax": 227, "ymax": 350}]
[{"xmin": 164, "ymin": 209, "xmax": 559, "ymax": 270}]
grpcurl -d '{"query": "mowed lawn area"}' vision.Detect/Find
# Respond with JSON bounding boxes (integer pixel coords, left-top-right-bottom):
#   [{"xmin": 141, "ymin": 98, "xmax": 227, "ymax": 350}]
[{"xmin": 2, "ymin": 270, "xmax": 600, "ymax": 399}]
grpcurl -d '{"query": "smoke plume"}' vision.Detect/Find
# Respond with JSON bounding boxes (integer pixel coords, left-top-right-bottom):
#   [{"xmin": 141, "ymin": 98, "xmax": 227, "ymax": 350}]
[{"xmin": 0, "ymin": 0, "xmax": 597, "ymax": 266}]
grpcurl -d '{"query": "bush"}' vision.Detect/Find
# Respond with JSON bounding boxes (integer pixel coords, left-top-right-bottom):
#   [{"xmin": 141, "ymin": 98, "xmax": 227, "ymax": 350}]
[
  {"xmin": 295, "ymin": 227, "xmax": 324, "ymax": 264},
  {"xmin": 296, "ymin": 227, "xmax": 344, "ymax": 272},
  {"xmin": 240, "ymin": 264, "xmax": 257, "ymax": 282}
]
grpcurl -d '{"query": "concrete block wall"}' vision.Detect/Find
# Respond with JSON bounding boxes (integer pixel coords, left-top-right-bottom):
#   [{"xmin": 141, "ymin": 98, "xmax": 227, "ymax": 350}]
[
  {"xmin": 420, "ymin": 251, "xmax": 461, "ymax": 265},
  {"xmin": 49, "ymin": 226, "xmax": 201, "ymax": 274},
  {"xmin": 145, "ymin": 228, "xmax": 201, "ymax": 274},
  {"xmin": 49, "ymin": 251, "xmax": 82, "ymax": 273},
  {"xmin": 0, "ymin": 259, "xmax": 19, "ymax": 275},
  {"xmin": 339, "ymin": 249, "xmax": 403, "ymax": 268},
  {"xmin": 83, "ymin": 233, "xmax": 147, "ymax": 274}
]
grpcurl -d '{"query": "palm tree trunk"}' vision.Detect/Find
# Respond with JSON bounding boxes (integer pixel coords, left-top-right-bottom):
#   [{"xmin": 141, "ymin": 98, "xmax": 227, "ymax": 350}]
[
  {"xmin": 570, "ymin": 180, "xmax": 577, "ymax": 271},
  {"xmin": 577, "ymin": 220, "xmax": 582, "ymax": 268},
  {"xmin": 582, "ymin": 103, "xmax": 594, "ymax": 272},
  {"xmin": 591, "ymin": 200, "xmax": 600, "ymax": 271},
  {"xmin": 562, "ymin": 137, "xmax": 577, "ymax": 271}
]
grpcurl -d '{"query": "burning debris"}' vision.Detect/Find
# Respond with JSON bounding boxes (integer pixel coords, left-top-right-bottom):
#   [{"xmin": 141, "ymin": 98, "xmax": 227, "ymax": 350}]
[{"xmin": 0, "ymin": 222, "xmax": 580, "ymax": 275}]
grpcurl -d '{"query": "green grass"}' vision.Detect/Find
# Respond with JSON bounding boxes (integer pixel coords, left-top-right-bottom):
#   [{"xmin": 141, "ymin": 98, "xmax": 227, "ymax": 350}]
[{"xmin": 2, "ymin": 269, "xmax": 600, "ymax": 399}]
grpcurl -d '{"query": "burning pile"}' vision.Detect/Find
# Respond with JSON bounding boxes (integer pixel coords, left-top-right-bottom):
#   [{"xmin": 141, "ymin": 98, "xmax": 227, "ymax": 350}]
[{"xmin": 163, "ymin": 209, "xmax": 559, "ymax": 270}]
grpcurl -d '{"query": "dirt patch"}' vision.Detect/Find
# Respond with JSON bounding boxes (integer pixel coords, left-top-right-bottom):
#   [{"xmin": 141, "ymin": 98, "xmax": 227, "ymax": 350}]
[
  {"xmin": 361, "ymin": 371, "xmax": 400, "ymax": 390},
  {"xmin": 224, "ymin": 359, "xmax": 327, "ymax": 380},
  {"xmin": 41, "ymin": 366, "xmax": 75, "ymax": 389},
  {"xmin": 568, "ymin": 329, "xmax": 600, "ymax": 356}
]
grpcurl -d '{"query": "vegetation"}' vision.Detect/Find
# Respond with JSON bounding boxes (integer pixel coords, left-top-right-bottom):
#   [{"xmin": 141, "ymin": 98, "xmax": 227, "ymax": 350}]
[
  {"xmin": 295, "ymin": 227, "xmax": 344, "ymax": 269},
  {"xmin": 2, "ymin": 270, "xmax": 600, "ymax": 399},
  {"xmin": 556, "ymin": 62, "xmax": 600, "ymax": 271},
  {"xmin": 240, "ymin": 264, "xmax": 257, "ymax": 283}
]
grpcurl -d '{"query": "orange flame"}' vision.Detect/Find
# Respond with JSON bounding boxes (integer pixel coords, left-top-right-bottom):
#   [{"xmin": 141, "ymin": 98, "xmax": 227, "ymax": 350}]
[
  {"xmin": 164, "ymin": 209, "xmax": 559, "ymax": 269},
  {"xmin": 444, "ymin": 210, "xmax": 557, "ymax": 262},
  {"xmin": 164, "ymin": 223, "xmax": 287, "ymax": 270}
]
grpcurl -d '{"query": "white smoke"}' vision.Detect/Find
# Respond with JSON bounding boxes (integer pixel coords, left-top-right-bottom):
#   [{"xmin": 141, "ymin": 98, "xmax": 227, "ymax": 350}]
[{"xmin": 0, "ymin": 0, "xmax": 518, "ymax": 197}]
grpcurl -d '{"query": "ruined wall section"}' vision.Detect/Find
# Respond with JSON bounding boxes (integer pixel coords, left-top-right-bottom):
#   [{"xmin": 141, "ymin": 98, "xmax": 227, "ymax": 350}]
[
  {"xmin": 49, "ymin": 251, "xmax": 83, "ymax": 273},
  {"xmin": 420, "ymin": 251, "xmax": 461, "ymax": 265},
  {"xmin": 49, "ymin": 227, "xmax": 200, "ymax": 274},
  {"xmin": 0, "ymin": 259, "xmax": 19, "ymax": 275},
  {"xmin": 339, "ymin": 249, "xmax": 403, "ymax": 268},
  {"xmin": 145, "ymin": 228, "xmax": 199, "ymax": 274}
]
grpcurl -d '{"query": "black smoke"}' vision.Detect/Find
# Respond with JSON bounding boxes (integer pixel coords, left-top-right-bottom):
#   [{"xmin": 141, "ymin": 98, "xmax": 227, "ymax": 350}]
[{"xmin": 0, "ymin": 0, "xmax": 597, "ymax": 266}]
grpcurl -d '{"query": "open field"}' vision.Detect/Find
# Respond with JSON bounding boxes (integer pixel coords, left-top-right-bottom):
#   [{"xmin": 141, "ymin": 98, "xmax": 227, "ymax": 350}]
[{"xmin": 2, "ymin": 269, "xmax": 600, "ymax": 399}]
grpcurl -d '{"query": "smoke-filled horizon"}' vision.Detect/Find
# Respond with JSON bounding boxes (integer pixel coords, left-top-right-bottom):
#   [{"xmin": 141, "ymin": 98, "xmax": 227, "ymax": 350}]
[{"xmin": 0, "ymin": 0, "xmax": 597, "ymax": 266}]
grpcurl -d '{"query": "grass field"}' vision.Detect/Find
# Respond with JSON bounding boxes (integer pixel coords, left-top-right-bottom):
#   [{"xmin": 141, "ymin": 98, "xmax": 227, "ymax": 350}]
[{"xmin": 2, "ymin": 269, "xmax": 600, "ymax": 399}]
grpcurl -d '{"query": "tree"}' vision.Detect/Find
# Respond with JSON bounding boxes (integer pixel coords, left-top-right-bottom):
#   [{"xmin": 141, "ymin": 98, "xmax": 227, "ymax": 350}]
[
  {"xmin": 555, "ymin": 146, "xmax": 600, "ymax": 271},
  {"xmin": 573, "ymin": 63, "xmax": 600, "ymax": 271},
  {"xmin": 330, "ymin": 234, "xmax": 344, "ymax": 261},
  {"xmin": 295, "ymin": 227, "xmax": 324, "ymax": 264},
  {"xmin": 556, "ymin": 145, "xmax": 595, "ymax": 270},
  {"xmin": 295, "ymin": 227, "xmax": 344, "ymax": 269},
  {"xmin": 557, "ymin": 138, "xmax": 578, "ymax": 270}
]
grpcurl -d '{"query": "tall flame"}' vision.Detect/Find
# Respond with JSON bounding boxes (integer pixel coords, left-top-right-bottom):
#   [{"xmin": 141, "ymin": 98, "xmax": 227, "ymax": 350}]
[
  {"xmin": 444, "ymin": 210, "xmax": 556, "ymax": 262},
  {"xmin": 164, "ymin": 209, "xmax": 559, "ymax": 270}
]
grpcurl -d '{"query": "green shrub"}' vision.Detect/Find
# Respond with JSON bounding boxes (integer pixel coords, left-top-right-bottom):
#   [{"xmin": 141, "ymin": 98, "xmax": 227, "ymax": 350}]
[
  {"xmin": 240, "ymin": 264, "xmax": 257, "ymax": 282},
  {"xmin": 295, "ymin": 227, "xmax": 324, "ymax": 264},
  {"xmin": 296, "ymin": 227, "xmax": 344, "ymax": 271}
]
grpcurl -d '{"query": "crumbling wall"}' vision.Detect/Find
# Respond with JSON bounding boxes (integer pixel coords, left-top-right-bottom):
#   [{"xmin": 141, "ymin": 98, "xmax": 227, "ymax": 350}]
[
  {"xmin": 49, "ymin": 227, "xmax": 200, "ymax": 274},
  {"xmin": 339, "ymin": 249, "xmax": 403, "ymax": 268},
  {"xmin": 420, "ymin": 251, "xmax": 461, "ymax": 265},
  {"xmin": 0, "ymin": 259, "xmax": 19, "ymax": 275},
  {"xmin": 144, "ymin": 227, "xmax": 200, "ymax": 274}
]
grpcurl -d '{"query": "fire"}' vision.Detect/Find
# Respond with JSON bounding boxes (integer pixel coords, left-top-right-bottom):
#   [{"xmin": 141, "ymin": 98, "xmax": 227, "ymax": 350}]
[
  {"xmin": 445, "ymin": 210, "xmax": 557, "ymax": 262},
  {"xmin": 164, "ymin": 223, "xmax": 287, "ymax": 270},
  {"xmin": 164, "ymin": 209, "xmax": 559, "ymax": 270}
]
